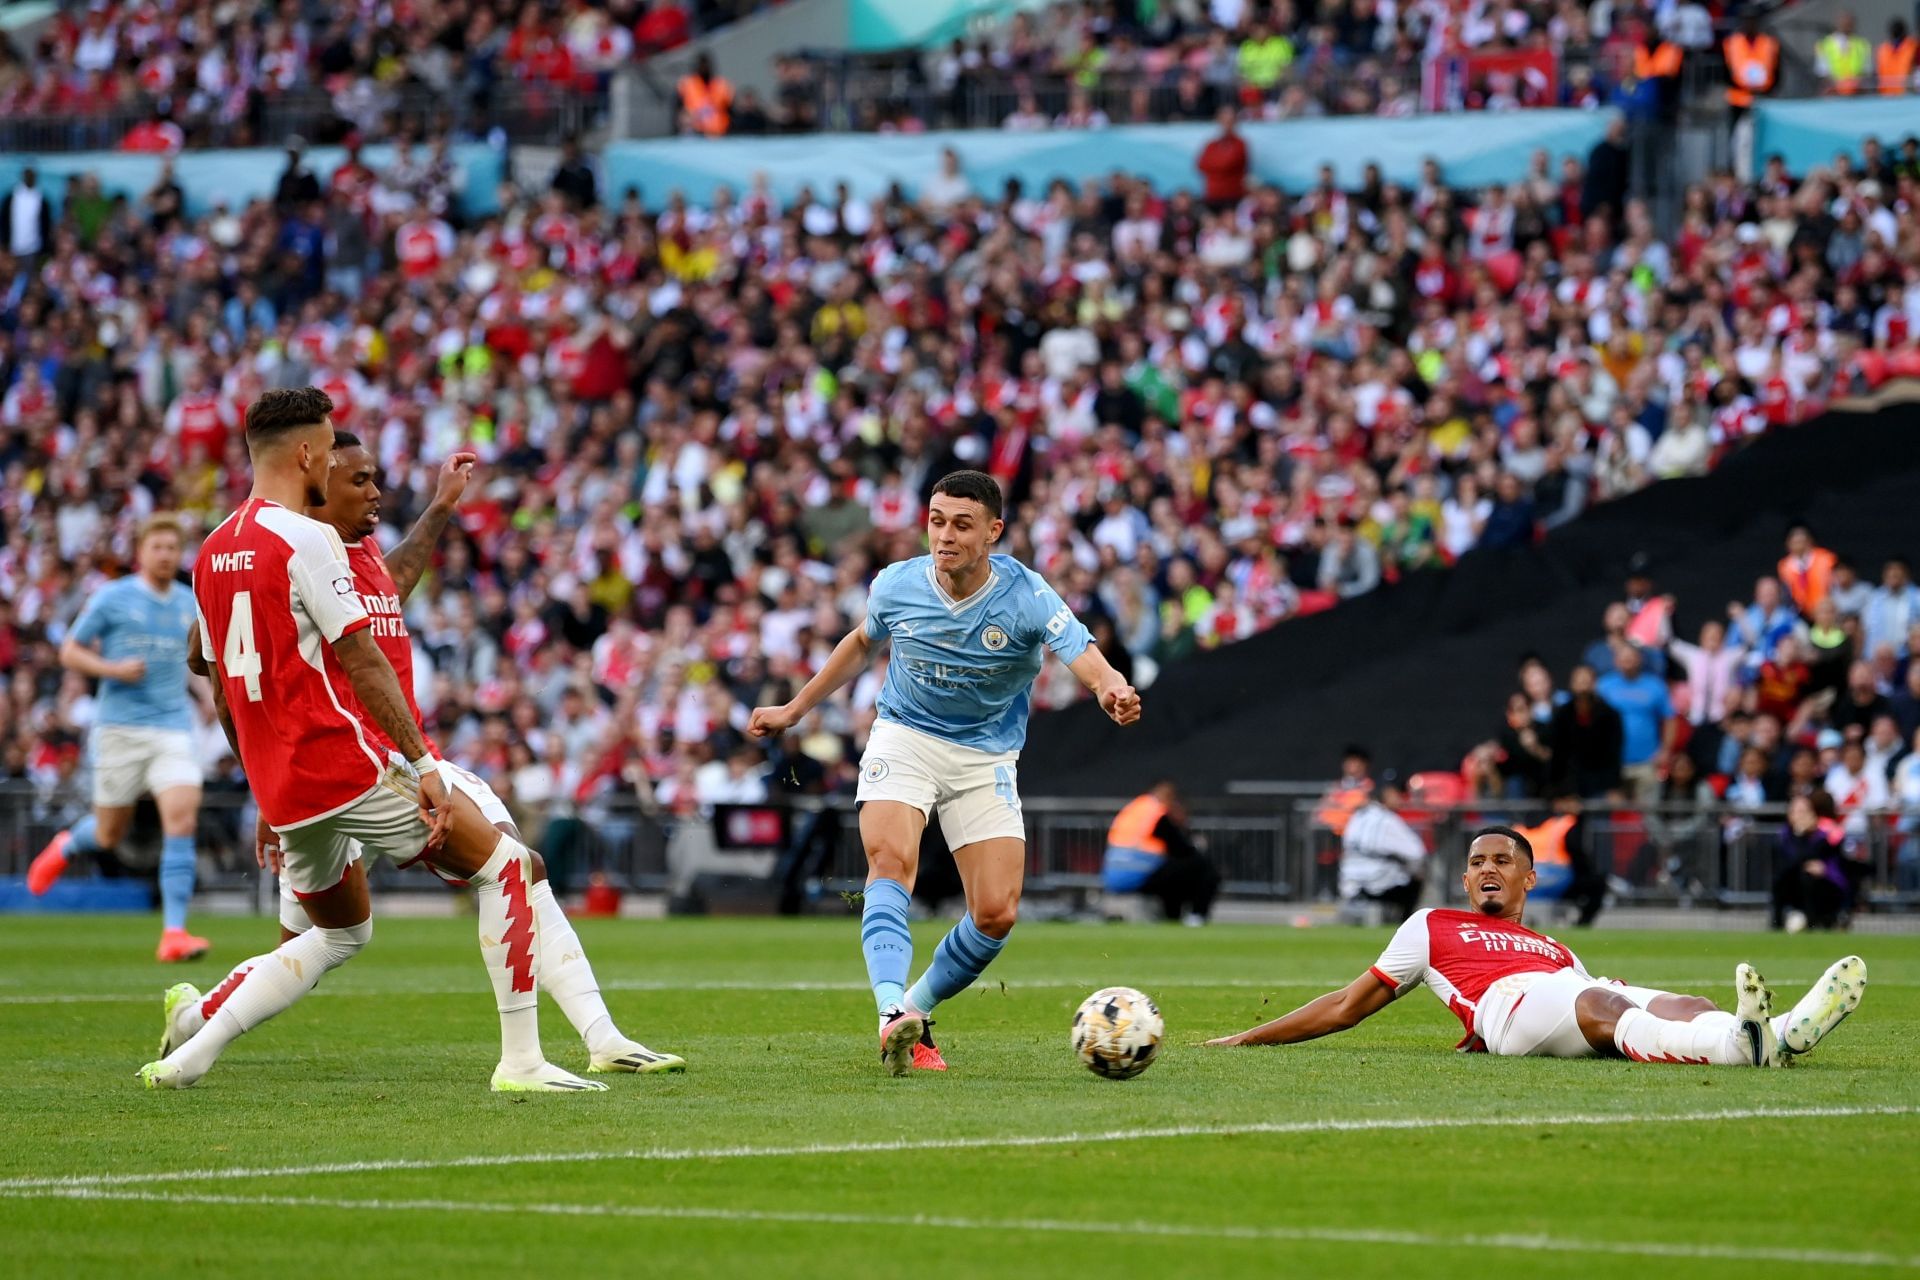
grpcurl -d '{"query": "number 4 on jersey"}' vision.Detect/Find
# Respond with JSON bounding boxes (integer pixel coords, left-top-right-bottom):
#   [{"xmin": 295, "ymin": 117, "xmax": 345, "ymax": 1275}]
[{"xmin": 222, "ymin": 591, "xmax": 264, "ymax": 702}]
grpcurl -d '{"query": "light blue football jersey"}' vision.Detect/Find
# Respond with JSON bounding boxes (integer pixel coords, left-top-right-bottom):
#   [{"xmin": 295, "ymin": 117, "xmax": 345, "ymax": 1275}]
[
  {"xmin": 65, "ymin": 576, "xmax": 196, "ymax": 731},
  {"xmin": 864, "ymin": 554, "xmax": 1094, "ymax": 754}
]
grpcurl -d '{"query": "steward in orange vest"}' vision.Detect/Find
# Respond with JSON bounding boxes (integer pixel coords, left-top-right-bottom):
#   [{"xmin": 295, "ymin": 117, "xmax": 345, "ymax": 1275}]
[
  {"xmin": 678, "ymin": 55, "xmax": 734, "ymax": 136},
  {"xmin": 1879, "ymin": 21, "xmax": 1917, "ymax": 94},
  {"xmin": 1723, "ymin": 17, "xmax": 1780, "ymax": 109},
  {"xmin": 1102, "ymin": 782, "xmax": 1220, "ymax": 923}
]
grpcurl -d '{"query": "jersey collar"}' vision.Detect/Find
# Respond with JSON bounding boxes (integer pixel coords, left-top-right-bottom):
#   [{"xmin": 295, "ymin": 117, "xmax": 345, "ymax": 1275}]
[{"xmin": 926, "ymin": 560, "xmax": 998, "ymax": 616}]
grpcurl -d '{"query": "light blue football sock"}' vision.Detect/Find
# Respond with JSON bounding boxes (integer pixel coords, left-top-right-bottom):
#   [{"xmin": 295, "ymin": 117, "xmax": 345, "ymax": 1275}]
[
  {"xmin": 159, "ymin": 834, "xmax": 196, "ymax": 931},
  {"xmin": 67, "ymin": 814, "xmax": 103, "ymax": 855},
  {"xmin": 861, "ymin": 878, "xmax": 913, "ymax": 1014},
  {"xmin": 904, "ymin": 915, "xmax": 1008, "ymax": 1014}
]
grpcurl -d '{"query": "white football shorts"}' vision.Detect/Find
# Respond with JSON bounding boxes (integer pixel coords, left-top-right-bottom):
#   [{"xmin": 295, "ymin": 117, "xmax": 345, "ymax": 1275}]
[
  {"xmin": 1476, "ymin": 969, "xmax": 1670, "ymax": 1058},
  {"xmin": 856, "ymin": 718, "xmax": 1027, "ymax": 849},
  {"xmin": 277, "ymin": 759, "xmax": 515, "ymax": 919},
  {"xmin": 90, "ymin": 725, "xmax": 202, "ymax": 808}
]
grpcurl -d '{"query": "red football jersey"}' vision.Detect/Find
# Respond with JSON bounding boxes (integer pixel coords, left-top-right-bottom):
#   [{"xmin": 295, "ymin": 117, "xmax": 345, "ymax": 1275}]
[
  {"xmin": 193, "ymin": 499, "xmax": 386, "ymax": 828},
  {"xmin": 343, "ymin": 538, "xmax": 438, "ymax": 758},
  {"xmin": 1368, "ymin": 908, "xmax": 1587, "ymax": 1039}
]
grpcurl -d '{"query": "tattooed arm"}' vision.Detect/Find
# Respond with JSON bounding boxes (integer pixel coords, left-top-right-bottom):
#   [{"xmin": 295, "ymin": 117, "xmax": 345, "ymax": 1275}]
[{"xmin": 385, "ymin": 451, "xmax": 477, "ymax": 600}]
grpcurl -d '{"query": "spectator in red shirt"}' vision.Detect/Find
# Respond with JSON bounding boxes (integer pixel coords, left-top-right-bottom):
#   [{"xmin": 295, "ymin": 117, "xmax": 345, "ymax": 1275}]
[
  {"xmin": 1196, "ymin": 106, "xmax": 1249, "ymax": 212},
  {"xmin": 634, "ymin": 0, "xmax": 692, "ymax": 56}
]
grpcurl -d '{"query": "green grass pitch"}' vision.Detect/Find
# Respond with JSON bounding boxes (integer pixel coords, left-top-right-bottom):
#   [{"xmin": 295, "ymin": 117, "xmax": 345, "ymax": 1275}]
[{"xmin": 2, "ymin": 914, "xmax": 1917, "ymax": 1278}]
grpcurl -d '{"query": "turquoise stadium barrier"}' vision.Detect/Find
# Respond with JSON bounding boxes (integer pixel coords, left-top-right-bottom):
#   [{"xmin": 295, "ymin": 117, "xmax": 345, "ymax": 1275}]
[
  {"xmin": 1752, "ymin": 98, "xmax": 1920, "ymax": 174},
  {"xmin": 603, "ymin": 110, "xmax": 1618, "ymax": 205}
]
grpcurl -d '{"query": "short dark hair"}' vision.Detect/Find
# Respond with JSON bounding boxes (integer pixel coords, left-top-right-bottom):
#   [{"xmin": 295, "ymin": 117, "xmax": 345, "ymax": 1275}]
[
  {"xmin": 245, "ymin": 387, "xmax": 334, "ymax": 444},
  {"xmin": 331, "ymin": 430, "xmax": 363, "ymax": 450},
  {"xmin": 1470, "ymin": 825, "xmax": 1534, "ymax": 863},
  {"xmin": 931, "ymin": 469, "xmax": 1003, "ymax": 519}
]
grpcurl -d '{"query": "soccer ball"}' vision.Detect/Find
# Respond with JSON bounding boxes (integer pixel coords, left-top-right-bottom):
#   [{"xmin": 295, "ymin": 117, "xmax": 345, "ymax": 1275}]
[{"xmin": 1072, "ymin": 986, "xmax": 1164, "ymax": 1080}]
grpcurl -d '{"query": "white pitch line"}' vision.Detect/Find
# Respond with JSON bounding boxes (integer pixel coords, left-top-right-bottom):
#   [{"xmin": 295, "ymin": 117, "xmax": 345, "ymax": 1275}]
[
  {"xmin": 1, "ymin": 1104, "xmax": 1912, "ymax": 1194},
  {"xmin": 5, "ymin": 974, "xmax": 1907, "ymax": 1005},
  {"xmin": 5, "ymin": 1187, "xmax": 1915, "ymax": 1270}
]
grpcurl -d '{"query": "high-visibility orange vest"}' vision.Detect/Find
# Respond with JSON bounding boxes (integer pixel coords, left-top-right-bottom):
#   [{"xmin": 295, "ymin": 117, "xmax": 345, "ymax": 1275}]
[
  {"xmin": 1513, "ymin": 814, "xmax": 1576, "ymax": 871},
  {"xmin": 1315, "ymin": 782, "xmax": 1371, "ymax": 836},
  {"xmin": 1879, "ymin": 38, "xmax": 1917, "ymax": 93},
  {"xmin": 677, "ymin": 74, "xmax": 733, "ymax": 136},
  {"xmin": 1107, "ymin": 794, "xmax": 1169, "ymax": 855},
  {"xmin": 1635, "ymin": 42, "xmax": 1683, "ymax": 80},
  {"xmin": 1724, "ymin": 32, "xmax": 1779, "ymax": 106},
  {"xmin": 1777, "ymin": 548, "xmax": 1836, "ymax": 613}
]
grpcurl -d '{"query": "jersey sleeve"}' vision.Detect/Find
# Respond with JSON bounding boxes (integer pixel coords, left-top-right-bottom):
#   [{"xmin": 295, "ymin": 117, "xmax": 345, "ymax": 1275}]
[
  {"xmin": 194, "ymin": 601, "xmax": 216, "ymax": 663},
  {"xmin": 1020, "ymin": 566, "xmax": 1094, "ymax": 663},
  {"xmin": 862, "ymin": 563, "xmax": 896, "ymax": 643},
  {"xmin": 66, "ymin": 588, "xmax": 112, "ymax": 647},
  {"xmin": 1367, "ymin": 909, "xmax": 1432, "ymax": 997},
  {"xmin": 288, "ymin": 524, "xmax": 372, "ymax": 644}
]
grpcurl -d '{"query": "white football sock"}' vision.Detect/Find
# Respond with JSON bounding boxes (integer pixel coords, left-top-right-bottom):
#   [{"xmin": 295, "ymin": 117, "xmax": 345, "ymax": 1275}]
[
  {"xmin": 472, "ymin": 834, "xmax": 545, "ymax": 1073},
  {"xmin": 163, "ymin": 921, "xmax": 372, "ymax": 1084},
  {"xmin": 1613, "ymin": 1007, "xmax": 1751, "ymax": 1066},
  {"xmin": 528, "ymin": 879, "xmax": 621, "ymax": 1057}
]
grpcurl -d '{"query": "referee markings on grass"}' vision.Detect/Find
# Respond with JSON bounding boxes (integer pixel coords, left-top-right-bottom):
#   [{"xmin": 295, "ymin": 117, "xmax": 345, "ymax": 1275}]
[
  {"xmin": 1, "ymin": 1104, "xmax": 1913, "ymax": 1193},
  {"xmin": 3, "ymin": 1187, "xmax": 1915, "ymax": 1269},
  {"xmin": 6, "ymin": 975, "xmax": 1911, "ymax": 1005}
]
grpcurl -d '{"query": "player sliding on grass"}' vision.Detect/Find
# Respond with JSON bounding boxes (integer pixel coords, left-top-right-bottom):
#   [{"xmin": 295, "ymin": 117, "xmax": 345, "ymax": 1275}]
[
  {"xmin": 1207, "ymin": 825, "xmax": 1865, "ymax": 1066},
  {"xmin": 164, "ymin": 429, "xmax": 683, "ymax": 1078},
  {"xmin": 140, "ymin": 387, "xmax": 601, "ymax": 1093},
  {"xmin": 749, "ymin": 470, "xmax": 1141, "ymax": 1076}
]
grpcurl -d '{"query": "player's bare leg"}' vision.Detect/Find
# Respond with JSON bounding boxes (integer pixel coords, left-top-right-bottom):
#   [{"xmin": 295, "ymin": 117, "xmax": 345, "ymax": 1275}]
[
  {"xmin": 28, "ymin": 802, "xmax": 133, "ymax": 896},
  {"xmin": 1577, "ymin": 966, "xmax": 1783, "ymax": 1066},
  {"xmin": 418, "ymin": 788, "xmax": 605, "ymax": 1092},
  {"xmin": 899, "ymin": 836, "xmax": 1026, "ymax": 1072},
  {"xmin": 154, "ymin": 784, "xmax": 209, "ymax": 962},
  {"xmin": 860, "ymin": 799, "xmax": 926, "ymax": 1076},
  {"xmin": 139, "ymin": 860, "xmax": 375, "ymax": 1088}
]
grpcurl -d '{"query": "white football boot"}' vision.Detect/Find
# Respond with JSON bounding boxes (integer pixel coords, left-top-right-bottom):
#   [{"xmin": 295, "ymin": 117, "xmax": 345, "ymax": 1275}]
[
  {"xmin": 1734, "ymin": 963, "xmax": 1785, "ymax": 1068},
  {"xmin": 1778, "ymin": 955, "xmax": 1868, "ymax": 1058},
  {"xmin": 588, "ymin": 1038, "xmax": 687, "ymax": 1074},
  {"xmin": 490, "ymin": 1061, "xmax": 609, "ymax": 1092},
  {"xmin": 157, "ymin": 982, "xmax": 204, "ymax": 1058}
]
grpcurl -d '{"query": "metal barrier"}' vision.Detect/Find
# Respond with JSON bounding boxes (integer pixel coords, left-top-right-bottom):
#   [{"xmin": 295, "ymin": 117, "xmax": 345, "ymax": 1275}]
[{"xmin": 6, "ymin": 781, "xmax": 1912, "ymax": 916}]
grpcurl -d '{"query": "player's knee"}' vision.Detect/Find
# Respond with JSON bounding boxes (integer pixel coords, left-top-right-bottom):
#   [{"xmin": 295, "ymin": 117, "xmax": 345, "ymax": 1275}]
[
  {"xmin": 864, "ymin": 842, "xmax": 916, "ymax": 883},
  {"xmin": 313, "ymin": 919, "xmax": 373, "ymax": 967},
  {"xmin": 972, "ymin": 897, "xmax": 1020, "ymax": 939},
  {"xmin": 1574, "ymin": 987, "xmax": 1634, "ymax": 1042},
  {"xmin": 527, "ymin": 849, "xmax": 548, "ymax": 883}
]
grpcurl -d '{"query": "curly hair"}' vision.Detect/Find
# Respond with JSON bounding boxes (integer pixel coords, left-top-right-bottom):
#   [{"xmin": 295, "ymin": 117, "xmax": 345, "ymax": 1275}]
[{"xmin": 244, "ymin": 387, "xmax": 335, "ymax": 444}]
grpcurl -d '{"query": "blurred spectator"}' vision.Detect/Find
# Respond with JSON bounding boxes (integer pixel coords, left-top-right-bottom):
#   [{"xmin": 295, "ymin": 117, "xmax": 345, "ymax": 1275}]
[
  {"xmin": 1495, "ymin": 692, "xmax": 1553, "ymax": 798},
  {"xmin": 678, "ymin": 54, "xmax": 734, "ymax": 136},
  {"xmin": 1879, "ymin": 21, "xmax": 1917, "ymax": 96},
  {"xmin": 2, "ymin": 167, "xmax": 51, "ymax": 259},
  {"xmin": 1862, "ymin": 558, "xmax": 1920, "ymax": 661},
  {"xmin": 1196, "ymin": 106, "xmax": 1248, "ymax": 212},
  {"xmin": 1549, "ymin": 665, "xmax": 1625, "ymax": 799},
  {"xmin": 1670, "ymin": 619, "xmax": 1743, "ymax": 727},
  {"xmin": 1772, "ymin": 791, "xmax": 1867, "ymax": 930},
  {"xmin": 551, "ymin": 138, "xmax": 599, "ymax": 210},
  {"xmin": 1597, "ymin": 642, "xmax": 1677, "ymax": 799},
  {"xmin": 1337, "ymin": 774, "xmax": 1427, "ymax": 924},
  {"xmin": 1722, "ymin": 12, "xmax": 1780, "ymax": 123}
]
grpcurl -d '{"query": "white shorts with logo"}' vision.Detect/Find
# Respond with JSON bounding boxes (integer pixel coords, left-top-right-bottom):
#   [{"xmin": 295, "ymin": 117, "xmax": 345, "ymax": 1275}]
[
  {"xmin": 277, "ymin": 760, "xmax": 514, "ymax": 922},
  {"xmin": 91, "ymin": 725, "xmax": 203, "ymax": 808},
  {"xmin": 856, "ymin": 718, "xmax": 1026, "ymax": 849},
  {"xmin": 1476, "ymin": 969, "xmax": 1670, "ymax": 1058}
]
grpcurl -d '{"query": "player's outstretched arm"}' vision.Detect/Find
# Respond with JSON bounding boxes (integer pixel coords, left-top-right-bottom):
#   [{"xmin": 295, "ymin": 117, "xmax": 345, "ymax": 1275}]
[
  {"xmin": 334, "ymin": 628, "xmax": 452, "ymax": 850},
  {"xmin": 1205, "ymin": 972, "xmax": 1397, "ymax": 1047},
  {"xmin": 748, "ymin": 625, "xmax": 872, "ymax": 738},
  {"xmin": 1067, "ymin": 647, "xmax": 1141, "ymax": 726},
  {"xmin": 385, "ymin": 451, "xmax": 477, "ymax": 600}
]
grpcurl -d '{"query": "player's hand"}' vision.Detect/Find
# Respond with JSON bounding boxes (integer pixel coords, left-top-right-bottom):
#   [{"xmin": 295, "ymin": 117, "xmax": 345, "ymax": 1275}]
[
  {"xmin": 417, "ymin": 767, "xmax": 453, "ymax": 855},
  {"xmin": 747, "ymin": 703, "xmax": 799, "ymax": 738},
  {"xmin": 254, "ymin": 815, "xmax": 283, "ymax": 873},
  {"xmin": 1100, "ymin": 683, "xmax": 1142, "ymax": 726},
  {"xmin": 105, "ymin": 657, "xmax": 147, "ymax": 682},
  {"xmin": 1204, "ymin": 1033, "xmax": 1246, "ymax": 1048},
  {"xmin": 430, "ymin": 451, "xmax": 478, "ymax": 511}
]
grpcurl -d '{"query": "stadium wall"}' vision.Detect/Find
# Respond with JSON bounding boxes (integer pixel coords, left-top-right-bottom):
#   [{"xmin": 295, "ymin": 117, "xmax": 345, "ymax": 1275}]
[
  {"xmin": 1751, "ymin": 98, "xmax": 1920, "ymax": 175},
  {"xmin": 0, "ymin": 143, "xmax": 507, "ymax": 220},
  {"xmin": 1021, "ymin": 395, "xmax": 1920, "ymax": 797},
  {"xmin": 599, "ymin": 109, "xmax": 1618, "ymax": 206}
]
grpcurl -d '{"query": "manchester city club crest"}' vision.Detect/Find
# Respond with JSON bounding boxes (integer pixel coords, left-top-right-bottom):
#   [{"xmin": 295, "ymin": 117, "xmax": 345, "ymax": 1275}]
[
  {"xmin": 981, "ymin": 624, "xmax": 1009, "ymax": 651},
  {"xmin": 864, "ymin": 759, "xmax": 890, "ymax": 783}
]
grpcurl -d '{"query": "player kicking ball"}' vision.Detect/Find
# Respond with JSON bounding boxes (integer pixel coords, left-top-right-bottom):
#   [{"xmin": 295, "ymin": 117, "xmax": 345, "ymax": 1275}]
[
  {"xmin": 165, "ymin": 430, "xmax": 682, "ymax": 1078},
  {"xmin": 29, "ymin": 514, "xmax": 212, "ymax": 962},
  {"xmin": 139, "ymin": 388, "xmax": 598, "ymax": 1092},
  {"xmin": 749, "ymin": 470, "xmax": 1141, "ymax": 1076},
  {"xmin": 1207, "ymin": 825, "xmax": 1865, "ymax": 1066}
]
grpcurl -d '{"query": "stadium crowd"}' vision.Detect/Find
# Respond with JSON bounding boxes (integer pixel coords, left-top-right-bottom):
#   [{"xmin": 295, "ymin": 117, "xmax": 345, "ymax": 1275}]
[{"xmin": 1, "ymin": 109, "xmax": 1919, "ymax": 883}]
